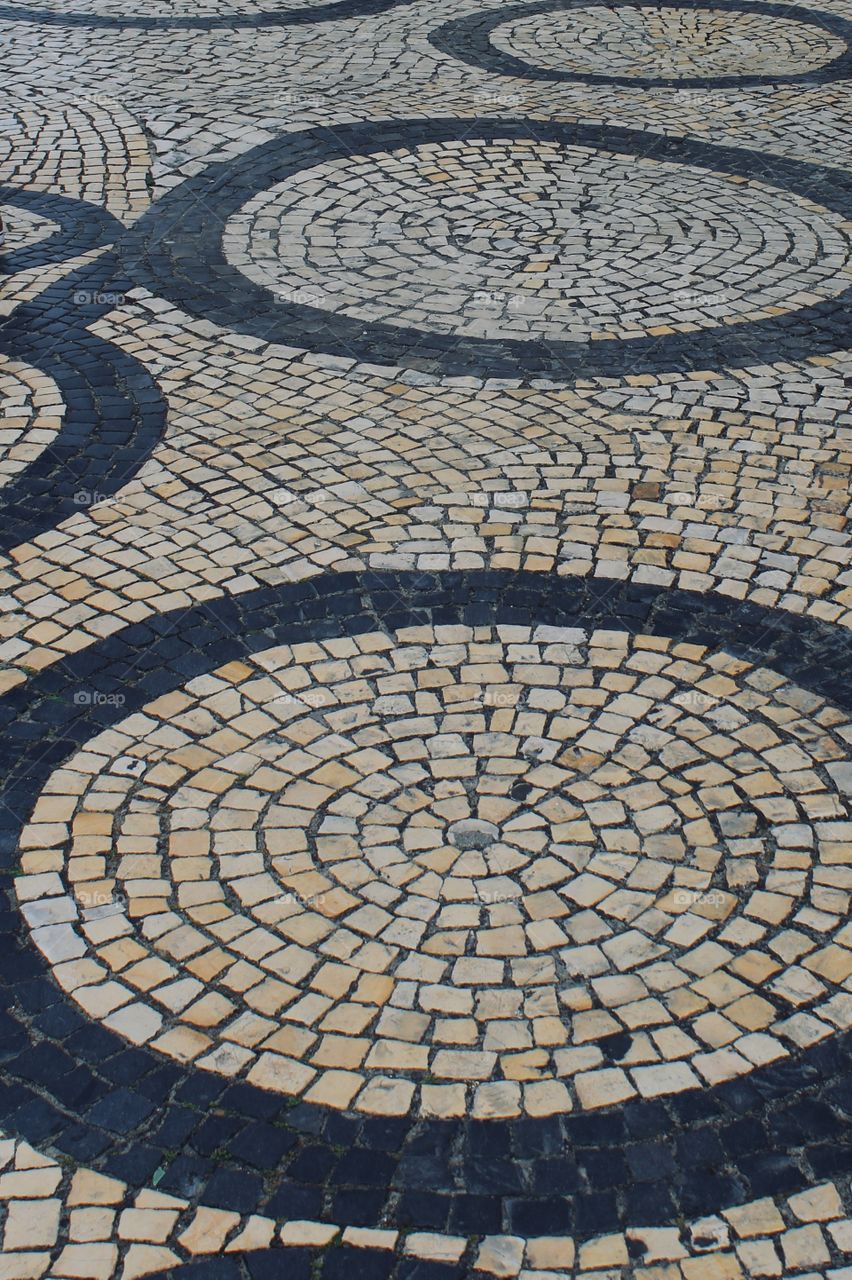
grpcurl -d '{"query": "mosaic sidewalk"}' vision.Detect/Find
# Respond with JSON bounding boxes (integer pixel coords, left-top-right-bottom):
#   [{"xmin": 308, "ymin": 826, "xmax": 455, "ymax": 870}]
[{"xmin": 0, "ymin": 0, "xmax": 851, "ymax": 1274}]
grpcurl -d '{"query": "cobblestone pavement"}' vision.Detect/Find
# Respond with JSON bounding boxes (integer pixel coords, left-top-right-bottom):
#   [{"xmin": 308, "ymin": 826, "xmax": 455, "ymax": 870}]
[{"xmin": 0, "ymin": 0, "xmax": 851, "ymax": 1275}]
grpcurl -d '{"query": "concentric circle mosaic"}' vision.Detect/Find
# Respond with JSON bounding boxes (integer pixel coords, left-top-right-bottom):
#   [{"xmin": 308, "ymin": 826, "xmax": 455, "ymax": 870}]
[
  {"xmin": 126, "ymin": 119, "xmax": 852, "ymax": 380},
  {"xmin": 430, "ymin": 0, "xmax": 852, "ymax": 89},
  {"xmin": 2, "ymin": 575, "xmax": 852, "ymax": 1241},
  {"xmin": 18, "ymin": 618, "xmax": 852, "ymax": 1117},
  {"xmin": 491, "ymin": 6, "xmax": 846, "ymax": 80},
  {"xmin": 226, "ymin": 139, "xmax": 852, "ymax": 343}
]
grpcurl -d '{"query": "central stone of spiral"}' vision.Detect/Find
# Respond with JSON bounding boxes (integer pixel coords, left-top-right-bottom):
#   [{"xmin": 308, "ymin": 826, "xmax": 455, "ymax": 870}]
[
  {"xmin": 447, "ymin": 818, "xmax": 500, "ymax": 851},
  {"xmin": 442, "ymin": 814, "xmax": 533, "ymax": 886}
]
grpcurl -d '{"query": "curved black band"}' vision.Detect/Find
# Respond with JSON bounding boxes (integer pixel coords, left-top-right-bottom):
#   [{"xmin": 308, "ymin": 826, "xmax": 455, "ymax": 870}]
[
  {"xmin": 1, "ymin": 571, "xmax": 850, "ymax": 1239},
  {"xmin": 0, "ymin": 252, "xmax": 167, "ymax": 554},
  {"xmin": 429, "ymin": 0, "xmax": 852, "ymax": 89},
  {"xmin": 0, "ymin": 0, "xmax": 414, "ymax": 29},
  {"xmin": 119, "ymin": 117, "xmax": 852, "ymax": 382},
  {"xmin": 0, "ymin": 186, "xmax": 119, "ymax": 275}
]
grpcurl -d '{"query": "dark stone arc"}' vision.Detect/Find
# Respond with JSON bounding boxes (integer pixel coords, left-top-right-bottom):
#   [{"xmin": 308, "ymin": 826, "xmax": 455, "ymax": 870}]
[
  {"xmin": 0, "ymin": 253, "xmax": 168, "ymax": 554},
  {"xmin": 118, "ymin": 118, "xmax": 852, "ymax": 381},
  {"xmin": 1, "ymin": 571, "xmax": 851, "ymax": 1238},
  {"xmin": 429, "ymin": 0, "xmax": 852, "ymax": 89},
  {"xmin": 0, "ymin": 0, "xmax": 415, "ymax": 29},
  {"xmin": 143, "ymin": 1244, "xmax": 462, "ymax": 1279},
  {"xmin": 0, "ymin": 186, "xmax": 120, "ymax": 276},
  {"xmin": 142, "ymin": 1246, "xmax": 462, "ymax": 1280}
]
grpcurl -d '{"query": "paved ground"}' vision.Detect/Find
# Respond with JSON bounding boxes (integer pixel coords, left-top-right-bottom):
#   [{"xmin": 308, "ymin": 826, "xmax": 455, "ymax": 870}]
[{"xmin": 1, "ymin": 0, "xmax": 851, "ymax": 1275}]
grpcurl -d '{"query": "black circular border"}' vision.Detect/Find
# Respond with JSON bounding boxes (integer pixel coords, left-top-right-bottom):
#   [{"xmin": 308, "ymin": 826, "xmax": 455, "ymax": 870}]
[
  {"xmin": 0, "ymin": 0, "xmax": 415, "ymax": 29},
  {"xmin": 145, "ymin": 1245, "xmax": 464, "ymax": 1280},
  {"xmin": 1, "ymin": 571, "xmax": 851, "ymax": 1238},
  {"xmin": 430, "ymin": 0, "xmax": 852, "ymax": 89},
  {"xmin": 0, "ymin": 186, "xmax": 117, "ymax": 275},
  {"xmin": 120, "ymin": 117, "xmax": 852, "ymax": 382},
  {"xmin": 0, "ymin": 190, "xmax": 167, "ymax": 553}
]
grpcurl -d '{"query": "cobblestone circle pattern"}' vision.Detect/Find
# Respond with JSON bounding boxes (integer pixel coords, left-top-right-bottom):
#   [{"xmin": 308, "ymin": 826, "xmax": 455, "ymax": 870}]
[
  {"xmin": 18, "ymin": 624, "xmax": 852, "ymax": 1118},
  {"xmin": 0, "ymin": 0, "xmax": 851, "ymax": 1273}
]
